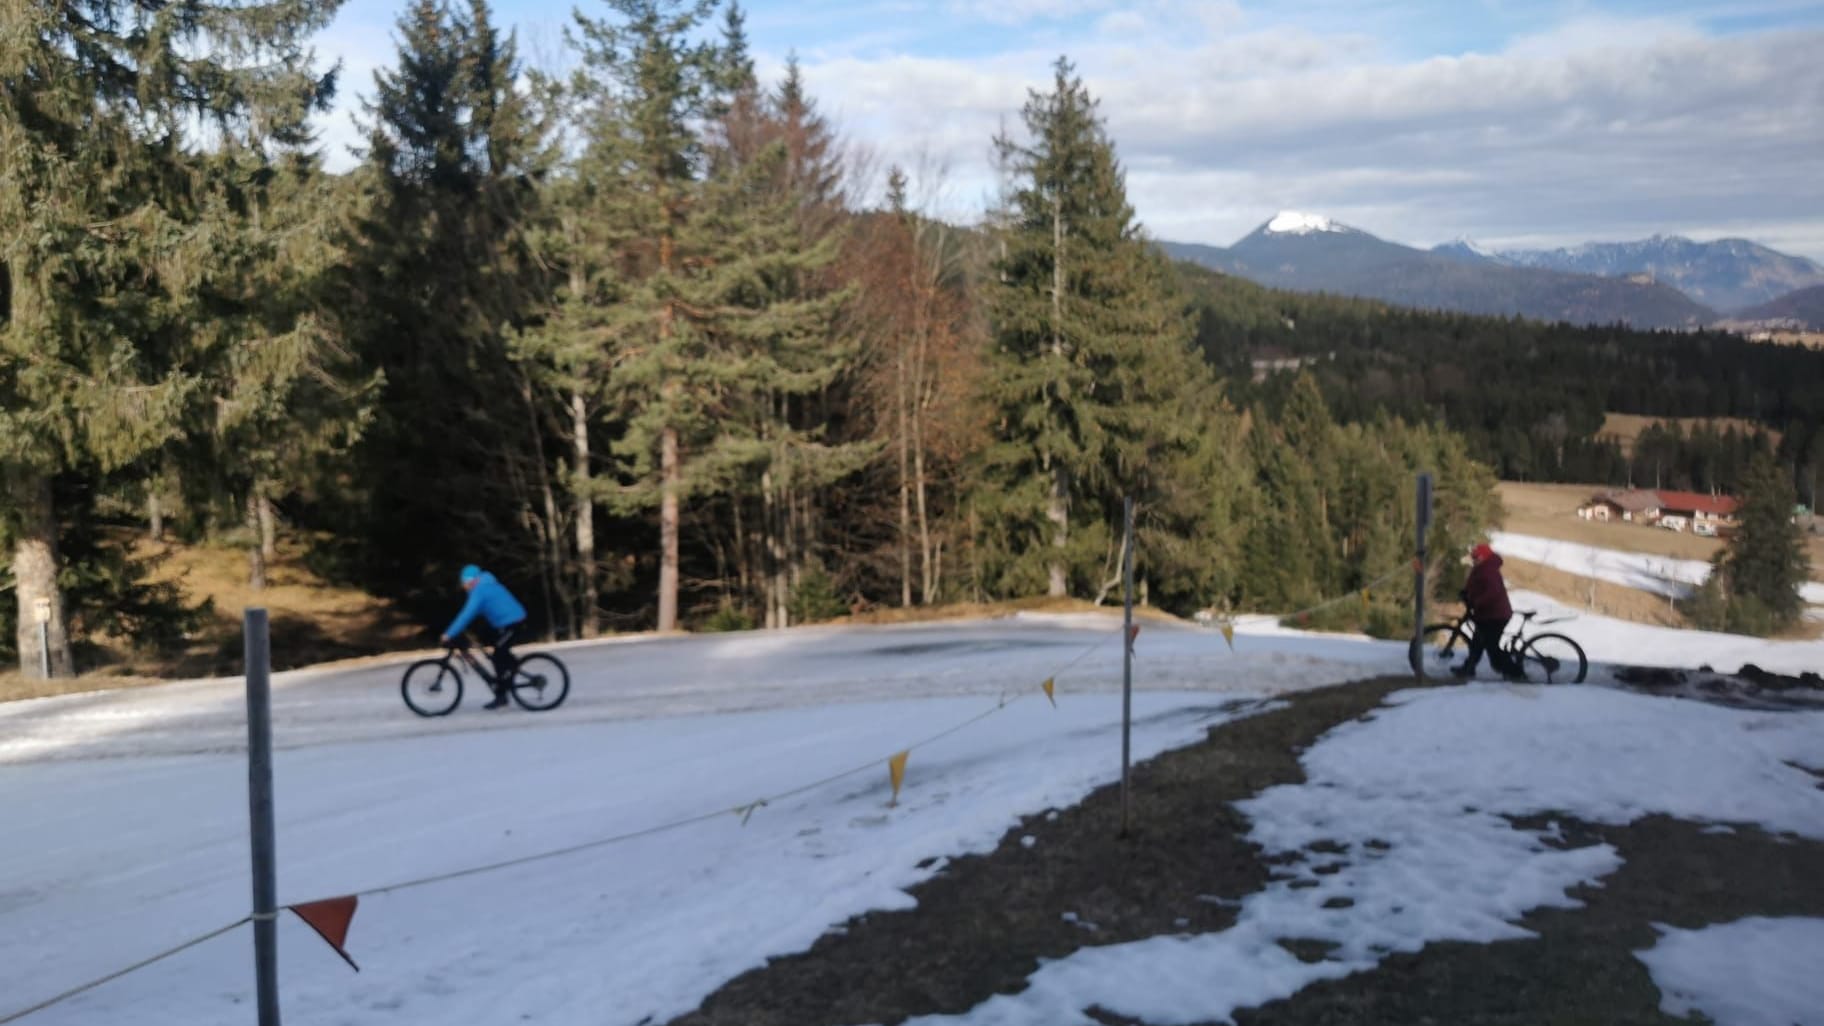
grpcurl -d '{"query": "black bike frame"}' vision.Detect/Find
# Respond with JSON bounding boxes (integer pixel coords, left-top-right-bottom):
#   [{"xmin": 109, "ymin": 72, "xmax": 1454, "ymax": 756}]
[{"xmin": 447, "ymin": 644, "xmax": 506, "ymax": 688}]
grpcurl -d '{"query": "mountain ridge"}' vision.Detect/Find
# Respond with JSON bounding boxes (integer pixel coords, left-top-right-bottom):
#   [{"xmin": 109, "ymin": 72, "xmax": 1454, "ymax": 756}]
[
  {"xmin": 1439, "ymin": 235, "xmax": 1824, "ymax": 313},
  {"xmin": 1162, "ymin": 216, "xmax": 1718, "ymax": 330}
]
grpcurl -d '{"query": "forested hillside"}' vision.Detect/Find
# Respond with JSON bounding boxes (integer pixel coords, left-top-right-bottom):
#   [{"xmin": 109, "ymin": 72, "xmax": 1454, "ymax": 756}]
[
  {"xmin": 1182, "ymin": 266, "xmax": 1824, "ymax": 499},
  {"xmin": 2, "ymin": 1, "xmax": 1497, "ymax": 676}
]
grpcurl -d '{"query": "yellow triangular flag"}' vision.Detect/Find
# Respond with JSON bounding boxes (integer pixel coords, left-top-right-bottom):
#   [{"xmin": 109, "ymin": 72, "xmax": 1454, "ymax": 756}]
[
  {"xmin": 1041, "ymin": 677, "xmax": 1056, "ymax": 707},
  {"xmin": 1219, "ymin": 620, "xmax": 1235, "ymax": 651},
  {"xmin": 887, "ymin": 750, "xmax": 910, "ymax": 806}
]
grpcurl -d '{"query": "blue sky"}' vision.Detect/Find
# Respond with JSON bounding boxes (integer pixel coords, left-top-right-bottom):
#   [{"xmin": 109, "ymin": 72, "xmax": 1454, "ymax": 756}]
[{"xmin": 315, "ymin": 0, "xmax": 1824, "ymax": 260}]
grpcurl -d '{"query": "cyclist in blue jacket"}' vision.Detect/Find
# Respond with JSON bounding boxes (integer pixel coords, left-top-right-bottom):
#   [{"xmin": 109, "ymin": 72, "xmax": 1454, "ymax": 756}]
[{"xmin": 441, "ymin": 565, "xmax": 529, "ymax": 709}]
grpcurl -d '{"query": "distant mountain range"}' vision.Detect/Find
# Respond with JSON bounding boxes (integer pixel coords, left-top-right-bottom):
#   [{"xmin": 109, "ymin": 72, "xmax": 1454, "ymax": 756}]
[
  {"xmin": 1161, "ymin": 215, "xmax": 1719, "ymax": 331},
  {"xmin": 1732, "ymin": 284, "xmax": 1824, "ymax": 330},
  {"xmin": 1437, "ymin": 235, "xmax": 1824, "ymax": 313}
]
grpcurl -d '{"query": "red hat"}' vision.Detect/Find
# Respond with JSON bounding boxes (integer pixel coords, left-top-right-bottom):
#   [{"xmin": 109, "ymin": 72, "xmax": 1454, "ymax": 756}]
[{"xmin": 1472, "ymin": 543, "xmax": 1495, "ymax": 562}]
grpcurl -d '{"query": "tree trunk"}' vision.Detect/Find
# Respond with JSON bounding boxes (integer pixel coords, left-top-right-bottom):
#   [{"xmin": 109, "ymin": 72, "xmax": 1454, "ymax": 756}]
[
  {"xmin": 11, "ymin": 472, "xmax": 75, "ymax": 678},
  {"xmin": 521, "ymin": 374, "xmax": 570, "ymax": 641},
  {"xmin": 1047, "ymin": 461, "xmax": 1069, "ymax": 598},
  {"xmin": 915, "ymin": 444, "xmax": 934, "ymax": 604},
  {"xmin": 1046, "ymin": 186, "xmax": 1068, "ymax": 598},
  {"xmin": 897, "ymin": 349, "xmax": 912, "ymax": 607},
  {"xmin": 572, "ymin": 390, "xmax": 598, "ymax": 638},
  {"xmin": 149, "ymin": 493, "xmax": 165, "ymax": 543},
  {"xmin": 246, "ymin": 492, "xmax": 267, "ymax": 591},
  {"xmin": 969, "ymin": 501, "xmax": 982, "ymax": 602},
  {"xmin": 257, "ymin": 491, "xmax": 277, "ymax": 561},
  {"xmin": 659, "ymin": 425, "xmax": 680, "ymax": 632},
  {"xmin": 911, "ymin": 272, "xmax": 935, "ymax": 606},
  {"xmin": 762, "ymin": 467, "xmax": 779, "ymax": 630},
  {"xmin": 733, "ymin": 498, "xmax": 751, "ymax": 609}
]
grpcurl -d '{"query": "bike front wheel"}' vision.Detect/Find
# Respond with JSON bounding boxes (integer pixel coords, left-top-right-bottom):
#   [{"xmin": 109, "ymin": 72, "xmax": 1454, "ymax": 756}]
[
  {"xmin": 508, "ymin": 653, "xmax": 571, "ymax": 711},
  {"xmin": 1520, "ymin": 633, "xmax": 1588, "ymax": 684},
  {"xmin": 1415, "ymin": 623, "xmax": 1472, "ymax": 679},
  {"xmin": 402, "ymin": 658, "xmax": 463, "ymax": 716}
]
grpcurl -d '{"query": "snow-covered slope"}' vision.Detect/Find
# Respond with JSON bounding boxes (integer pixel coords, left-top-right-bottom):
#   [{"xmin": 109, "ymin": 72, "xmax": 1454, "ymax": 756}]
[
  {"xmin": 1265, "ymin": 210, "xmax": 1351, "ymax": 235},
  {"xmin": 1492, "ymin": 530, "xmax": 1824, "ymax": 606},
  {"xmin": 3, "ymin": 614, "xmax": 1821, "ymax": 1025}
]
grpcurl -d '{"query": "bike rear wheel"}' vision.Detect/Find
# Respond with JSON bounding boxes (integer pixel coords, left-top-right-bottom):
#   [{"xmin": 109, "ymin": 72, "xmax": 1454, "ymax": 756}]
[
  {"xmin": 1415, "ymin": 623, "xmax": 1473, "ymax": 679},
  {"xmin": 402, "ymin": 658, "xmax": 463, "ymax": 716},
  {"xmin": 1520, "ymin": 633, "xmax": 1588, "ymax": 684},
  {"xmin": 508, "ymin": 653, "xmax": 570, "ymax": 711}
]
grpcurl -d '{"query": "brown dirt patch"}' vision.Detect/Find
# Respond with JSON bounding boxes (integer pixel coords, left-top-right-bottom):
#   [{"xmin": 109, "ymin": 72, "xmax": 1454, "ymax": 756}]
[
  {"xmin": 1232, "ymin": 815, "xmax": 1824, "ymax": 1026},
  {"xmin": 664, "ymin": 677, "xmax": 1414, "ymax": 1026},
  {"xmin": 663, "ymin": 679, "xmax": 1824, "ymax": 1026}
]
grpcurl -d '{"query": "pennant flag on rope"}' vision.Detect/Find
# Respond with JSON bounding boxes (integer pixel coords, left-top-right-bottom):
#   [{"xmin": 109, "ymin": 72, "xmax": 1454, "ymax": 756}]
[
  {"xmin": 734, "ymin": 799, "xmax": 767, "ymax": 826},
  {"xmin": 887, "ymin": 750, "xmax": 910, "ymax": 807},
  {"xmin": 1126, "ymin": 624, "xmax": 1141, "ymax": 652},
  {"xmin": 1361, "ymin": 589, "xmax": 1372, "ymax": 613},
  {"xmin": 1219, "ymin": 620, "xmax": 1235, "ymax": 652},
  {"xmin": 1041, "ymin": 676, "xmax": 1056, "ymax": 707},
  {"xmin": 290, "ymin": 897, "xmax": 360, "ymax": 972}
]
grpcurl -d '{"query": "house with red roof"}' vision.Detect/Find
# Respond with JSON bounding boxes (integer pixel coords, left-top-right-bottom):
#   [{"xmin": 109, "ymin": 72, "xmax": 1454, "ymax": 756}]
[{"xmin": 1577, "ymin": 489, "xmax": 1739, "ymax": 535}]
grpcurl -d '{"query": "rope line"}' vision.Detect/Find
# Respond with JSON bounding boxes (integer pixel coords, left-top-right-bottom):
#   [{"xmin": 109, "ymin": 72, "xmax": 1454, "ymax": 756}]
[
  {"xmin": 0, "ymin": 917, "xmax": 251, "ymax": 1025},
  {"xmin": 1219, "ymin": 565, "xmax": 1409, "ymax": 630},
  {"xmin": 5, "ymin": 617, "xmax": 1137, "ymax": 1021},
  {"xmin": 285, "ymin": 625, "xmax": 1126, "ymax": 908}
]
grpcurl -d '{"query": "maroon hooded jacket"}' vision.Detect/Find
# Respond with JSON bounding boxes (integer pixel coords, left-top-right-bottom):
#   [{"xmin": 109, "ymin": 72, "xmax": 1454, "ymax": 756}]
[{"xmin": 1464, "ymin": 553, "xmax": 1512, "ymax": 621}]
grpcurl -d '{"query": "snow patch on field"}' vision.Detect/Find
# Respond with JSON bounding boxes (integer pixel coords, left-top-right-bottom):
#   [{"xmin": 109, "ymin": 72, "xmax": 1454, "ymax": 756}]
[
  {"xmin": 909, "ymin": 686, "xmax": 1824, "ymax": 1026},
  {"xmin": 1636, "ymin": 917, "xmax": 1824, "ymax": 1026}
]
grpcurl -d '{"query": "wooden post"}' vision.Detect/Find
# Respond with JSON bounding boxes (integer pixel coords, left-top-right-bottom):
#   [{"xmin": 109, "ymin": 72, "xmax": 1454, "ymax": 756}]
[
  {"xmin": 1410, "ymin": 473, "xmax": 1433, "ymax": 681},
  {"xmin": 1119, "ymin": 497, "xmax": 1135, "ymax": 838},
  {"xmin": 245, "ymin": 609, "xmax": 281, "ymax": 1025}
]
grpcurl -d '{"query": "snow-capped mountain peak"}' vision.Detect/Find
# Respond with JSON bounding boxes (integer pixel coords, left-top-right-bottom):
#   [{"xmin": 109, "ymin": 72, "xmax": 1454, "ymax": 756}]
[{"xmin": 1266, "ymin": 211, "xmax": 1347, "ymax": 235}]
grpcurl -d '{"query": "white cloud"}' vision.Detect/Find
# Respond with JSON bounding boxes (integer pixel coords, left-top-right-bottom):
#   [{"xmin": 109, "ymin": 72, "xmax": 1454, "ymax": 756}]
[
  {"xmin": 944, "ymin": 0, "xmax": 1118, "ymax": 26},
  {"xmin": 792, "ymin": 19, "xmax": 1824, "ymax": 260},
  {"xmin": 308, "ymin": 3, "xmax": 1824, "ymax": 261}
]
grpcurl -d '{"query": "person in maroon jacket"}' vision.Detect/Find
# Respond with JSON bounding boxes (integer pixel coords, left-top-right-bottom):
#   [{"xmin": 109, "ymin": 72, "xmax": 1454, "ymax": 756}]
[{"xmin": 1455, "ymin": 543, "xmax": 1524, "ymax": 680}]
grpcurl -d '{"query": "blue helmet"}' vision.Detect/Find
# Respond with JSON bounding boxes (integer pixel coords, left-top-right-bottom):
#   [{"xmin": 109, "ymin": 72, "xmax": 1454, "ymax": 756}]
[{"xmin": 459, "ymin": 564, "xmax": 482, "ymax": 585}]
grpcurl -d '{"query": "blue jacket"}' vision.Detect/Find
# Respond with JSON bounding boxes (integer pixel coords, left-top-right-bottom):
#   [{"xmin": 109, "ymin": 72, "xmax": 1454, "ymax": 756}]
[{"xmin": 445, "ymin": 572, "xmax": 527, "ymax": 638}]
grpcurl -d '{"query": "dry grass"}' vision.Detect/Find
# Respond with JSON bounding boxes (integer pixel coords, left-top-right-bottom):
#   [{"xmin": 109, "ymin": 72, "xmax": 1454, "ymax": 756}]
[
  {"xmin": 0, "ymin": 535, "xmax": 420, "ymax": 704},
  {"xmin": 1499, "ymin": 482, "xmax": 1725, "ymax": 561},
  {"xmin": 829, "ymin": 594, "xmax": 1186, "ymax": 628},
  {"xmin": 1597, "ymin": 412, "xmax": 1782, "ymax": 455},
  {"xmin": 1500, "ymin": 557, "xmax": 1689, "ymax": 628},
  {"xmin": 137, "ymin": 536, "xmax": 422, "ymax": 678},
  {"xmin": 1499, "ymin": 481, "xmax": 1824, "ymax": 576}
]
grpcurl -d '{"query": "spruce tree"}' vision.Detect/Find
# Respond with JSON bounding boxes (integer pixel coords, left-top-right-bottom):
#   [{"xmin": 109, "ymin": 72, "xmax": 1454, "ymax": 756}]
[
  {"xmin": 979, "ymin": 57, "xmax": 1221, "ymax": 599},
  {"xmin": 1, "ymin": 0, "xmax": 341, "ymax": 676},
  {"xmin": 340, "ymin": 0, "xmax": 556, "ymax": 623},
  {"xmin": 1721, "ymin": 452, "xmax": 1806, "ymax": 631},
  {"xmin": 566, "ymin": 0, "xmax": 861, "ymax": 630}
]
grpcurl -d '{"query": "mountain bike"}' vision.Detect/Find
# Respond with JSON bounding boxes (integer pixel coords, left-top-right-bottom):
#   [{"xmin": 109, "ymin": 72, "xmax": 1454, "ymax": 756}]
[
  {"xmin": 400, "ymin": 638, "xmax": 571, "ymax": 716},
  {"xmin": 1415, "ymin": 610, "xmax": 1589, "ymax": 684}
]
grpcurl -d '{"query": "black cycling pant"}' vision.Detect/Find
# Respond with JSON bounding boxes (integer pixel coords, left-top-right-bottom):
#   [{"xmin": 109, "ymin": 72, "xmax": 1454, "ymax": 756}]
[
  {"xmin": 490, "ymin": 621, "xmax": 525, "ymax": 691},
  {"xmin": 1463, "ymin": 616, "xmax": 1518, "ymax": 675}
]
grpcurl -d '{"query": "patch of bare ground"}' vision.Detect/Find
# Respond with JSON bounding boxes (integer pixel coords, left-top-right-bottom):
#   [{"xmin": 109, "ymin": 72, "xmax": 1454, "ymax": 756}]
[
  {"xmin": 1, "ymin": 534, "xmax": 419, "ymax": 703},
  {"xmin": 663, "ymin": 678, "xmax": 1824, "ymax": 1026}
]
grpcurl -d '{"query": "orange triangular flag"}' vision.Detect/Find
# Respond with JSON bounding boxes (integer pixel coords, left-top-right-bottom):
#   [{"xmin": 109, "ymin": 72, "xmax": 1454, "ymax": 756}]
[
  {"xmin": 1041, "ymin": 676, "xmax": 1056, "ymax": 707},
  {"xmin": 887, "ymin": 750, "xmax": 910, "ymax": 806},
  {"xmin": 1219, "ymin": 621, "xmax": 1235, "ymax": 651},
  {"xmin": 1126, "ymin": 624, "xmax": 1141, "ymax": 649},
  {"xmin": 291, "ymin": 896, "xmax": 360, "ymax": 972}
]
